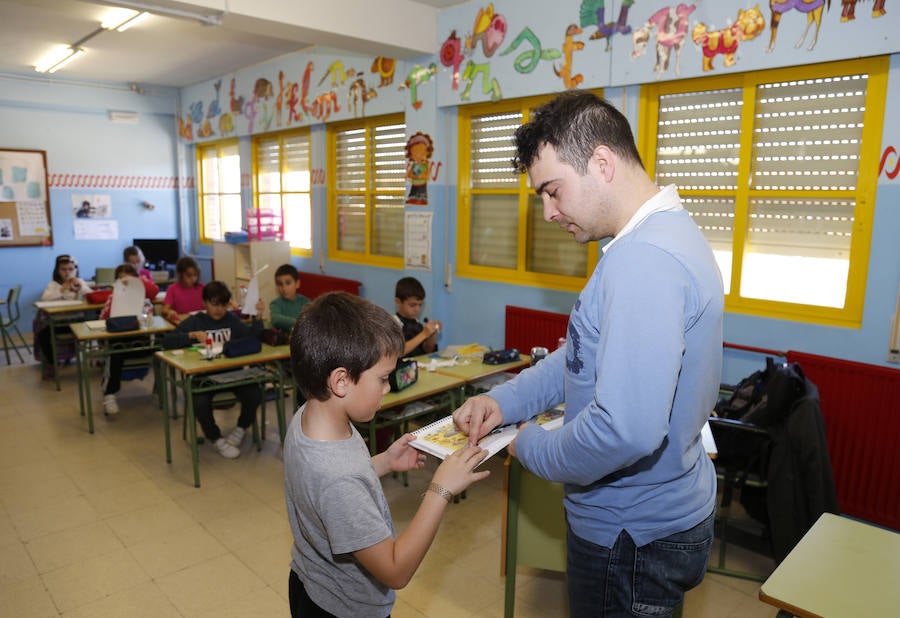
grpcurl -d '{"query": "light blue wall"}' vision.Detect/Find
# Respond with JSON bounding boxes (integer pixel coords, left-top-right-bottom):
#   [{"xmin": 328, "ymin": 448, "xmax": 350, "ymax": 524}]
[{"xmin": 0, "ymin": 76, "xmax": 181, "ymax": 328}]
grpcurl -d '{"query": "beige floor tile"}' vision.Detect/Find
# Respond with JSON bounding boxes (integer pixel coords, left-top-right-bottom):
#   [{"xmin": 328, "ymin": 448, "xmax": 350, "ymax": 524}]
[
  {"xmin": 230, "ymin": 528, "xmax": 294, "ymax": 598},
  {"xmin": 26, "ymin": 520, "xmax": 124, "ymax": 574},
  {"xmin": 11, "ymin": 494, "xmax": 99, "ymax": 541},
  {"xmin": 155, "ymin": 553, "xmax": 267, "ymax": 616},
  {"xmin": 0, "ymin": 511, "xmax": 21, "ymax": 548},
  {"xmin": 61, "ymin": 581, "xmax": 181, "ymax": 618},
  {"xmin": 0, "ymin": 472, "xmax": 83, "ymax": 514},
  {"xmin": 127, "ymin": 523, "xmax": 228, "ymax": 578},
  {"xmin": 203, "ymin": 503, "xmax": 289, "ymax": 551},
  {"xmin": 41, "ymin": 546, "xmax": 150, "ymax": 612},
  {"xmin": 67, "ymin": 458, "xmax": 148, "ymax": 496},
  {"xmin": 190, "ymin": 585, "xmax": 288, "ymax": 617},
  {"xmin": 174, "ymin": 479, "xmax": 265, "ymax": 521},
  {"xmin": 0, "ymin": 539, "xmax": 39, "ymax": 587},
  {"xmin": 0, "ymin": 574, "xmax": 60, "ymax": 617},
  {"xmin": 85, "ymin": 478, "xmax": 171, "ymax": 519},
  {"xmin": 105, "ymin": 499, "xmax": 195, "ymax": 546}
]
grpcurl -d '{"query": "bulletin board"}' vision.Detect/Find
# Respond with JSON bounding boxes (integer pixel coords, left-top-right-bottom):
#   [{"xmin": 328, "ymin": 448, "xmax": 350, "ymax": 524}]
[{"xmin": 0, "ymin": 149, "xmax": 53, "ymax": 247}]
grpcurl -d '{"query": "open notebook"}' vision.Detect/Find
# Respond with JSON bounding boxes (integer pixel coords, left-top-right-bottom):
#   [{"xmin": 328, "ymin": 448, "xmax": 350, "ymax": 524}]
[{"xmin": 410, "ymin": 406, "xmax": 564, "ymax": 462}]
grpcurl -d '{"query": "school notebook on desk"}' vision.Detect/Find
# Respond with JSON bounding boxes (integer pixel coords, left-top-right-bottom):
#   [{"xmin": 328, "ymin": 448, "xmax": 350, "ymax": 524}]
[{"xmin": 410, "ymin": 406, "xmax": 565, "ymax": 461}]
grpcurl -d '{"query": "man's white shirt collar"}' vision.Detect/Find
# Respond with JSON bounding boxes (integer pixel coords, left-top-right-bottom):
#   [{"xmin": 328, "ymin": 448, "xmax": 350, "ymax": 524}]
[{"xmin": 602, "ymin": 184, "xmax": 683, "ymax": 254}]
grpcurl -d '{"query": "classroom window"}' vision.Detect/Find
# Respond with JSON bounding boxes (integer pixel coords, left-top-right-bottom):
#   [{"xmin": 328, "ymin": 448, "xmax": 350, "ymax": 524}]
[
  {"xmin": 197, "ymin": 139, "xmax": 241, "ymax": 242},
  {"xmin": 640, "ymin": 57, "xmax": 887, "ymax": 327},
  {"xmin": 327, "ymin": 114, "xmax": 406, "ymax": 268},
  {"xmin": 253, "ymin": 130, "xmax": 312, "ymax": 255},
  {"xmin": 457, "ymin": 97, "xmax": 598, "ymax": 292}
]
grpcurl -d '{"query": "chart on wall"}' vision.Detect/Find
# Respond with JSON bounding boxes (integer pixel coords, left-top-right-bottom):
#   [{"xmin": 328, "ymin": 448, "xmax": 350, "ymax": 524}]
[{"xmin": 0, "ymin": 148, "xmax": 52, "ymax": 247}]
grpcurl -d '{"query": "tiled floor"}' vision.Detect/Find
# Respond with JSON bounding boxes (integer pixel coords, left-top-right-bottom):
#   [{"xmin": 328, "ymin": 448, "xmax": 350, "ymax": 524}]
[{"xmin": 0, "ymin": 356, "xmax": 781, "ymax": 617}]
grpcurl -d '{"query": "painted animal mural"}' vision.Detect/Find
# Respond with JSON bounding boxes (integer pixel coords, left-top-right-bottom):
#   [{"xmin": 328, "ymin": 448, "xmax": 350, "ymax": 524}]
[
  {"xmin": 841, "ymin": 0, "xmax": 887, "ymax": 20},
  {"xmin": 692, "ymin": 5, "xmax": 765, "ymax": 71},
  {"xmin": 229, "ymin": 77, "xmax": 244, "ymax": 114},
  {"xmin": 348, "ymin": 77, "xmax": 377, "ymax": 117},
  {"xmin": 767, "ymin": 0, "xmax": 829, "ymax": 52},
  {"xmin": 371, "ymin": 56, "xmax": 396, "ymax": 87},
  {"xmin": 580, "ymin": 0, "xmax": 635, "ymax": 49},
  {"xmin": 555, "ymin": 24, "xmax": 585, "ymax": 88},
  {"xmin": 632, "ymin": 3, "xmax": 696, "ymax": 78},
  {"xmin": 465, "ymin": 3, "xmax": 507, "ymax": 57}
]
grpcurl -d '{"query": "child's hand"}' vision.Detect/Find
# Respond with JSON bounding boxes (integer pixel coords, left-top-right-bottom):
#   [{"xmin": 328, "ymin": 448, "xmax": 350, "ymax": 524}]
[
  {"xmin": 431, "ymin": 444, "xmax": 490, "ymax": 496},
  {"xmin": 425, "ymin": 319, "xmax": 442, "ymax": 336},
  {"xmin": 384, "ymin": 433, "xmax": 427, "ymax": 473}
]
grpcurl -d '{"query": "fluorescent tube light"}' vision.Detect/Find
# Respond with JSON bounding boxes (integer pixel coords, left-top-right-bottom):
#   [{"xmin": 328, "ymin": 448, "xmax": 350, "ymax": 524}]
[
  {"xmin": 102, "ymin": 9, "xmax": 150, "ymax": 32},
  {"xmin": 34, "ymin": 46, "xmax": 85, "ymax": 74},
  {"xmin": 115, "ymin": 12, "xmax": 150, "ymax": 31}
]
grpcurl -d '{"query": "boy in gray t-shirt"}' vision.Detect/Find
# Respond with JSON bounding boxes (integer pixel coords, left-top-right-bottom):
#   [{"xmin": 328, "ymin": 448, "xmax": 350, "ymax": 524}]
[{"xmin": 284, "ymin": 292, "xmax": 490, "ymax": 618}]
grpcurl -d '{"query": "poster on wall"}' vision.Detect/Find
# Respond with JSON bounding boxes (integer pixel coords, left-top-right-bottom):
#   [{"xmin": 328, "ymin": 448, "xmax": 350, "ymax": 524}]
[
  {"xmin": 71, "ymin": 194, "xmax": 112, "ymax": 218},
  {"xmin": 405, "ymin": 211, "xmax": 432, "ymax": 271},
  {"xmin": 16, "ymin": 201, "xmax": 50, "ymax": 236},
  {"xmin": 0, "ymin": 149, "xmax": 52, "ymax": 247},
  {"xmin": 74, "ymin": 218, "xmax": 118, "ymax": 240}
]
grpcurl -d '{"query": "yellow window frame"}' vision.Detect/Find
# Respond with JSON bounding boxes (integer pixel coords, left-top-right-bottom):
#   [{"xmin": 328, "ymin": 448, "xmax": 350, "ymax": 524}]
[
  {"xmin": 196, "ymin": 137, "xmax": 240, "ymax": 245},
  {"xmin": 456, "ymin": 96, "xmax": 600, "ymax": 293},
  {"xmin": 327, "ymin": 113, "xmax": 405, "ymax": 269},
  {"xmin": 251, "ymin": 128, "xmax": 313, "ymax": 258},
  {"xmin": 639, "ymin": 57, "xmax": 888, "ymax": 327}
]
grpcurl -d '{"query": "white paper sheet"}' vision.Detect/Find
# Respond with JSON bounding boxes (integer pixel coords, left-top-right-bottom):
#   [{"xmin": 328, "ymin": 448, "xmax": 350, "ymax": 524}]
[
  {"xmin": 110, "ymin": 276, "xmax": 146, "ymax": 317},
  {"xmin": 242, "ymin": 276, "xmax": 260, "ymax": 316}
]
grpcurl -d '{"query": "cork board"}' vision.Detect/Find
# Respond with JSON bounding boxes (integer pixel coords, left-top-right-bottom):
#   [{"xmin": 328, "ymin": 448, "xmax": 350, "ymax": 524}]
[{"xmin": 0, "ymin": 149, "xmax": 53, "ymax": 247}]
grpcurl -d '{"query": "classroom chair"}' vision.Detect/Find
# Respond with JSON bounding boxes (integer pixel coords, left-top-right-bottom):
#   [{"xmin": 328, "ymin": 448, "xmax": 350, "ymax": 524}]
[
  {"xmin": 1, "ymin": 284, "xmax": 28, "ymax": 364},
  {"xmin": 707, "ymin": 415, "xmax": 774, "ymax": 582}
]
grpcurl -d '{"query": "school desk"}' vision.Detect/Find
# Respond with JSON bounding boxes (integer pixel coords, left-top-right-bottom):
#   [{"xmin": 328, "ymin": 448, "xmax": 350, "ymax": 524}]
[
  {"xmin": 33, "ymin": 299, "xmax": 104, "ymax": 391},
  {"xmin": 70, "ymin": 316, "xmax": 174, "ymax": 434},
  {"xmin": 155, "ymin": 344, "xmax": 290, "ymax": 487},
  {"xmin": 759, "ymin": 512, "xmax": 900, "ymax": 617}
]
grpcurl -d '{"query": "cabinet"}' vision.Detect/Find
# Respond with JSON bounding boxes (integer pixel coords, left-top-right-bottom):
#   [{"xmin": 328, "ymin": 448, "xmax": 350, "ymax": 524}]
[{"xmin": 212, "ymin": 241, "xmax": 290, "ymax": 313}]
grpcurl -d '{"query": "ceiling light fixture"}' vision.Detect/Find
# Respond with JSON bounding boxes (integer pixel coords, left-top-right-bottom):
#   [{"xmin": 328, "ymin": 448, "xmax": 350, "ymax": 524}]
[
  {"xmin": 35, "ymin": 46, "xmax": 86, "ymax": 74},
  {"xmin": 94, "ymin": 1, "xmax": 224, "ymax": 26},
  {"xmin": 113, "ymin": 12, "xmax": 150, "ymax": 32},
  {"xmin": 101, "ymin": 8, "xmax": 149, "ymax": 31}
]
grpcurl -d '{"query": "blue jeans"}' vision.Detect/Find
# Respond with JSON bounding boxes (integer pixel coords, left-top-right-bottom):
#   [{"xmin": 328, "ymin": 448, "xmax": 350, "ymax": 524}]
[{"xmin": 567, "ymin": 510, "xmax": 714, "ymax": 617}]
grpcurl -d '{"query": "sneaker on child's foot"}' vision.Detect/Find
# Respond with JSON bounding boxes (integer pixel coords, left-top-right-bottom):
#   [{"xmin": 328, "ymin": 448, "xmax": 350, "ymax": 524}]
[
  {"xmin": 215, "ymin": 438, "xmax": 241, "ymax": 459},
  {"xmin": 103, "ymin": 394, "xmax": 119, "ymax": 416},
  {"xmin": 225, "ymin": 426, "xmax": 246, "ymax": 448}
]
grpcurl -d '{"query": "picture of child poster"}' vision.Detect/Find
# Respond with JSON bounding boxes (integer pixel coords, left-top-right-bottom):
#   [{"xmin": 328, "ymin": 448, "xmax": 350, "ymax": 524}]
[
  {"xmin": 0, "ymin": 218, "xmax": 13, "ymax": 240},
  {"xmin": 71, "ymin": 194, "xmax": 113, "ymax": 218}
]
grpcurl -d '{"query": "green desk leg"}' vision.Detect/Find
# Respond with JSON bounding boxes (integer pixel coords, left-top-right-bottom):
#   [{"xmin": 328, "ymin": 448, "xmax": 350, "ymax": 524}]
[
  {"xmin": 160, "ymin": 360, "xmax": 172, "ymax": 464},
  {"xmin": 504, "ymin": 458, "xmax": 522, "ymax": 618},
  {"xmin": 186, "ymin": 377, "xmax": 201, "ymax": 488},
  {"xmin": 50, "ymin": 316, "xmax": 61, "ymax": 391}
]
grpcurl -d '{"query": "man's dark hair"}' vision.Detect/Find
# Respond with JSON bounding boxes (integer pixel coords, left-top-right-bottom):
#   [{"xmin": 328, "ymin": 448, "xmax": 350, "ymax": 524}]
[
  {"xmin": 275, "ymin": 263, "xmax": 299, "ymax": 281},
  {"xmin": 512, "ymin": 91, "xmax": 644, "ymax": 175},
  {"xmin": 395, "ymin": 276, "xmax": 426, "ymax": 301},
  {"xmin": 291, "ymin": 292, "xmax": 404, "ymax": 401},
  {"xmin": 202, "ymin": 280, "xmax": 232, "ymax": 306}
]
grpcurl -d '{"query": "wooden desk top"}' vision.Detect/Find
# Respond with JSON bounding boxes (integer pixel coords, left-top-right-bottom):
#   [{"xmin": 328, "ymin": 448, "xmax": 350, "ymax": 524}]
[
  {"xmin": 155, "ymin": 344, "xmax": 289, "ymax": 375},
  {"xmin": 70, "ymin": 316, "xmax": 174, "ymax": 340},
  {"xmin": 759, "ymin": 513, "xmax": 900, "ymax": 618},
  {"xmin": 412, "ymin": 354, "xmax": 531, "ymax": 382},
  {"xmin": 34, "ymin": 300, "xmax": 104, "ymax": 314},
  {"xmin": 379, "ymin": 371, "xmax": 465, "ymax": 411}
]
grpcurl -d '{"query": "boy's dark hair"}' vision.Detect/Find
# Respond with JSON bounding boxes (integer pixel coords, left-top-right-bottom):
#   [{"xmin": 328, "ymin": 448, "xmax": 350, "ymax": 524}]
[
  {"xmin": 395, "ymin": 276, "xmax": 426, "ymax": 301},
  {"xmin": 114, "ymin": 263, "xmax": 138, "ymax": 279},
  {"xmin": 291, "ymin": 292, "xmax": 404, "ymax": 401},
  {"xmin": 175, "ymin": 256, "xmax": 199, "ymax": 277},
  {"xmin": 123, "ymin": 245, "xmax": 145, "ymax": 264},
  {"xmin": 512, "ymin": 91, "xmax": 644, "ymax": 176},
  {"xmin": 274, "ymin": 263, "xmax": 299, "ymax": 281},
  {"xmin": 202, "ymin": 280, "xmax": 232, "ymax": 306}
]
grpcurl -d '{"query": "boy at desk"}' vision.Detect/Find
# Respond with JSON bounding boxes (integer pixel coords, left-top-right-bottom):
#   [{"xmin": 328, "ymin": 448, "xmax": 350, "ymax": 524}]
[
  {"xmin": 162, "ymin": 280, "xmax": 264, "ymax": 459},
  {"xmin": 284, "ymin": 292, "xmax": 489, "ymax": 618},
  {"xmin": 393, "ymin": 276, "xmax": 441, "ymax": 356},
  {"xmin": 269, "ymin": 264, "xmax": 309, "ymax": 336}
]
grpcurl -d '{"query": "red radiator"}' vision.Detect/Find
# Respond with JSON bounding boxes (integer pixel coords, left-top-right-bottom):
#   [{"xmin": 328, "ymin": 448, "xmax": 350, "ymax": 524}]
[
  {"xmin": 297, "ymin": 271, "xmax": 361, "ymax": 300},
  {"xmin": 505, "ymin": 306, "xmax": 569, "ymax": 354},
  {"xmin": 786, "ymin": 350, "xmax": 900, "ymax": 531}
]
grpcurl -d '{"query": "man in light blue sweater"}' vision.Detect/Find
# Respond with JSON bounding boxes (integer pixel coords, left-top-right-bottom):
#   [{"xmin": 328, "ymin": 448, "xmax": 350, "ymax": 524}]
[{"xmin": 454, "ymin": 91, "xmax": 724, "ymax": 617}]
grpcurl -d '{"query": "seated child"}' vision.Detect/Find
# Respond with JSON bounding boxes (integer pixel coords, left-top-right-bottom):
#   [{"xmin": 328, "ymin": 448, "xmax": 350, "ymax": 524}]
[
  {"xmin": 123, "ymin": 245, "xmax": 153, "ymax": 282},
  {"xmin": 269, "ymin": 264, "xmax": 310, "ymax": 335},
  {"xmin": 162, "ymin": 281, "xmax": 264, "ymax": 459},
  {"xmin": 393, "ymin": 276, "xmax": 441, "ymax": 356},
  {"xmin": 36, "ymin": 254, "xmax": 94, "ymax": 377},
  {"xmin": 285, "ymin": 291, "xmax": 489, "ymax": 618},
  {"xmin": 98, "ymin": 263, "xmax": 160, "ymax": 416},
  {"xmin": 162, "ymin": 256, "xmax": 204, "ymax": 323}
]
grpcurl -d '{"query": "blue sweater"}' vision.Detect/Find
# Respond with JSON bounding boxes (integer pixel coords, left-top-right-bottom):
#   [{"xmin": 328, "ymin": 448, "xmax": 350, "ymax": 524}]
[{"xmin": 490, "ymin": 208, "xmax": 723, "ymax": 547}]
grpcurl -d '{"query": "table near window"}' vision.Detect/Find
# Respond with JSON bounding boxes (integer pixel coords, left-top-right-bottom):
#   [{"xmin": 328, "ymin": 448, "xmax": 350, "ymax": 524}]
[
  {"xmin": 759, "ymin": 512, "xmax": 900, "ymax": 618},
  {"xmin": 154, "ymin": 344, "xmax": 290, "ymax": 487},
  {"xmin": 33, "ymin": 299, "xmax": 104, "ymax": 391},
  {"xmin": 70, "ymin": 316, "xmax": 174, "ymax": 434}
]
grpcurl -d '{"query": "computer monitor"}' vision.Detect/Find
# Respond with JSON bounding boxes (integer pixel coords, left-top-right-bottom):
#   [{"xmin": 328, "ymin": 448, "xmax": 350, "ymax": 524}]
[{"xmin": 132, "ymin": 238, "xmax": 179, "ymax": 269}]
